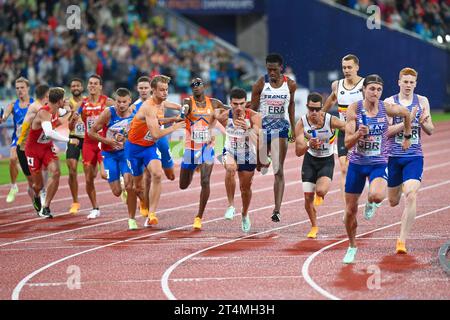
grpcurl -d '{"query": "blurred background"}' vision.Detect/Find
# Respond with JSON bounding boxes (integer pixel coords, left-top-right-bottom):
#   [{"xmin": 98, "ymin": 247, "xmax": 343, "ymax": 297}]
[{"xmin": 0, "ymin": 0, "xmax": 449, "ymax": 157}]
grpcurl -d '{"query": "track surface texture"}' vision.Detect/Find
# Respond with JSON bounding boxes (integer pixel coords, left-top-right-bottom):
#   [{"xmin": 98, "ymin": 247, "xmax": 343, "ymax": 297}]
[{"xmin": 1, "ymin": 122, "xmax": 449, "ymax": 301}]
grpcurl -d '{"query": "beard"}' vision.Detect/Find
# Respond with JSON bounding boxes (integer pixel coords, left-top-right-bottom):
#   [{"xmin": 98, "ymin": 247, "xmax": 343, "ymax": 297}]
[{"xmin": 71, "ymin": 90, "xmax": 82, "ymax": 97}]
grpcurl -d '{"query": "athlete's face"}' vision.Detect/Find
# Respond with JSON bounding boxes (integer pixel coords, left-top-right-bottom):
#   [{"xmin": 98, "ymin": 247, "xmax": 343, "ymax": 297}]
[
  {"xmin": 88, "ymin": 78, "xmax": 102, "ymax": 96},
  {"xmin": 15, "ymin": 82, "xmax": 29, "ymax": 99},
  {"xmin": 116, "ymin": 95, "xmax": 131, "ymax": 113},
  {"xmin": 153, "ymin": 82, "xmax": 169, "ymax": 101},
  {"xmin": 363, "ymin": 83, "xmax": 383, "ymax": 103},
  {"xmin": 266, "ymin": 62, "xmax": 282, "ymax": 82},
  {"xmin": 342, "ymin": 60, "xmax": 359, "ymax": 79},
  {"xmin": 137, "ymin": 81, "xmax": 151, "ymax": 100},
  {"xmin": 42, "ymin": 91, "xmax": 49, "ymax": 104},
  {"xmin": 398, "ymin": 75, "xmax": 417, "ymax": 96},
  {"xmin": 70, "ymin": 81, "xmax": 83, "ymax": 97},
  {"xmin": 190, "ymin": 78, "xmax": 204, "ymax": 96},
  {"xmin": 231, "ymin": 97, "xmax": 247, "ymax": 117},
  {"xmin": 306, "ymin": 101, "xmax": 322, "ymax": 120}
]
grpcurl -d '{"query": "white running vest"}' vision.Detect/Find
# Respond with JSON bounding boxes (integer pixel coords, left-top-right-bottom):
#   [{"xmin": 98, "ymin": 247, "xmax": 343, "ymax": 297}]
[
  {"xmin": 336, "ymin": 78, "xmax": 364, "ymax": 121},
  {"xmin": 259, "ymin": 75, "xmax": 290, "ymax": 120},
  {"xmin": 302, "ymin": 113, "xmax": 336, "ymax": 158}
]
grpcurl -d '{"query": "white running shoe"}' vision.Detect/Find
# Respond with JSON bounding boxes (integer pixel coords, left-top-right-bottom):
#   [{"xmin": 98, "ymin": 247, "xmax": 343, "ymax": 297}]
[{"xmin": 87, "ymin": 209, "xmax": 101, "ymax": 219}]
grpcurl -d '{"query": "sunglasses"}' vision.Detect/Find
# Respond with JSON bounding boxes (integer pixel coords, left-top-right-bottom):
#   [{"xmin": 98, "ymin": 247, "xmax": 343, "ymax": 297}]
[
  {"xmin": 307, "ymin": 106, "xmax": 322, "ymax": 112},
  {"xmin": 190, "ymin": 81, "xmax": 203, "ymax": 88}
]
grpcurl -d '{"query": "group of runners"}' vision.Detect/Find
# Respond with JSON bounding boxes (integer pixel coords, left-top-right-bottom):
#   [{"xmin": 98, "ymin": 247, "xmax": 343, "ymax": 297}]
[{"xmin": 1, "ymin": 53, "xmax": 434, "ymax": 264}]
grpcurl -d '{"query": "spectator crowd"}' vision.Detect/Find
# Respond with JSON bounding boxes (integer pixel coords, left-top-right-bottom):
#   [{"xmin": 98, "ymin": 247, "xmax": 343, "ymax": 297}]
[
  {"xmin": 335, "ymin": 0, "xmax": 449, "ymax": 43},
  {"xmin": 0, "ymin": 0, "xmax": 250, "ymax": 100}
]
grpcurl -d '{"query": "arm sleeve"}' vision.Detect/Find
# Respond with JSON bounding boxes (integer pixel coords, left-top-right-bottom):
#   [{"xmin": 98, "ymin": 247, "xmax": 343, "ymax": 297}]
[{"xmin": 42, "ymin": 121, "xmax": 70, "ymax": 142}]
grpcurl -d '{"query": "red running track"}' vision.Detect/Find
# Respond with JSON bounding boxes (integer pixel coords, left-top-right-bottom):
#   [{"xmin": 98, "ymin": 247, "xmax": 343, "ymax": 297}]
[{"xmin": 0, "ymin": 122, "xmax": 449, "ymax": 300}]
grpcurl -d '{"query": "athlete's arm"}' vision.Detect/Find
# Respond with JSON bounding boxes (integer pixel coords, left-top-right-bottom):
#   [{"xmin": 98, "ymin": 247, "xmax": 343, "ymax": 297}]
[
  {"xmin": 163, "ymin": 101, "xmax": 182, "ymax": 111},
  {"xmin": 0, "ymin": 102, "xmax": 13, "ymax": 123},
  {"xmin": 40, "ymin": 110, "xmax": 77, "ymax": 144},
  {"xmin": 418, "ymin": 95, "xmax": 434, "ymax": 135},
  {"xmin": 88, "ymin": 108, "xmax": 120, "ymax": 148},
  {"xmin": 330, "ymin": 115, "xmax": 346, "ymax": 131},
  {"xmin": 294, "ymin": 119, "xmax": 307, "ymax": 157},
  {"xmin": 145, "ymin": 106, "xmax": 185, "ymax": 140},
  {"xmin": 287, "ymin": 79, "xmax": 297, "ymax": 142},
  {"xmin": 322, "ymin": 80, "xmax": 338, "ymax": 113},
  {"xmin": 385, "ymin": 102, "xmax": 412, "ymax": 150},
  {"xmin": 211, "ymin": 98, "xmax": 231, "ymax": 110},
  {"xmin": 249, "ymin": 77, "xmax": 264, "ymax": 111},
  {"xmin": 182, "ymin": 98, "xmax": 192, "ymax": 116},
  {"xmin": 344, "ymin": 102, "xmax": 368, "ymax": 149},
  {"xmin": 248, "ymin": 110, "xmax": 261, "ymax": 148}
]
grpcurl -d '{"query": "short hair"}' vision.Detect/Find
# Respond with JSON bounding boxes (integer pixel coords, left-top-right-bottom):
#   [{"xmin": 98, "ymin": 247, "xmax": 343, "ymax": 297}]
[
  {"xmin": 137, "ymin": 76, "xmax": 151, "ymax": 84},
  {"xmin": 70, "ymin": 78, "xmax": 83, "ymax": 86},
  {"xmin": 150, "ymin": 75, "xmax": 171, "ymax": 89},
  {"xmin": 363, "ymin": 74, "xmax": 384, "ymax": 87},
  {"xmin": 266, "ymin": 53, "xmax": 283, "ymax": 66},
  {"xmin": 342, "ymin": 54, "xmax": 359, "ymax": 65},
  {"xmin": 229, "ymin": 87, "xmax": 247, "ymax": 100},
  {"xmin": 88, "ymin": 74, "xmax": 103, "ymax": 85},
  {"xmin": 15, "ymin": 77, "xmax": 30, "ymax": 87},
  {"xmin": 307, "ymin": 92, "xmax": 323, "ymax": 105},
  {"xmin": 35, "ymin": 84, "xmax": 50, "ymax": 100},
  {"xmin": 115, "ymin": 88, "xmax": 131, "ymax": 98},
  {"xmin": 399, "ymin": 67, "xmax": 418, "ymax": 79},
  {"xmin": 49, "ymin": 87, "xmax": 65, "ymax": 103}
]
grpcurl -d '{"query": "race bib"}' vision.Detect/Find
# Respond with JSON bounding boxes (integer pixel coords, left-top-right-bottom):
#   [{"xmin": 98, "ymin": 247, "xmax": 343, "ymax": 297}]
[
  {"xmin": 86, "ymin": 116, "xmax": 98, "ymax": 131},
  {"xmin": 395, "ymin": 125, "xmax": 419, "ymax": 145},
  {"xmin": 356, "ymin": 135, "xmax": 382, "ymax": 156},
  {"xmin": 144, "ymin": 131, "xmax": 153, "ymax": 141},
  {"xmin": 75, "ymin": 121, "xmax": 85, "ymax": 136},
  {"xmin": 267, "ymin": 105, "xmax": 285, "ymax": 118},
  {"xmin": 231, "ymin": 138, "xmax": 246, "ymax": 150},
  {"xmin": 192, "ymin": 126, "xmax": 210, "ymax": 143}
]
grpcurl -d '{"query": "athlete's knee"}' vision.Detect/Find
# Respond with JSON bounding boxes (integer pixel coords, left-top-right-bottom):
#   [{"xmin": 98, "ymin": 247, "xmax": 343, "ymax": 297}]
[
  {"xmin": 200, "ymin": 177, "xmax": 211, "ymax": 189},
  {"xmin": 112, "ymin": 187, "xmax": 122, "ymax": 197},
  {"xmin": 163, "ymin": 168, "xmax": 175, "ymax": 181},
  {"xmin": 225, "ymin": 165, "xmax": 237, "ymax": 176},
  {"xmin": 239, "ymin": 181, "xmax": 252, "ymax": 193},
  {"xmin": 315, "ymin": 188, "xmax": 327, "ymax": 198},
  {"xmin": 179, "ymin": 180, "xmax": 189, "ymax": 190},
  {"xmin": 368, "ymin": 193, "xmax": 384, "ymax": 204},
  {"xmin": 389, "ymin": 195, "xmax": 400, "ymax": 207},
  {"xmin": 151, "ymin": 171, "xmax": 162, "ymax": 183},
  {"xmin": 405, "ymin": 190, "xmax": 417, "ymax": 204}
]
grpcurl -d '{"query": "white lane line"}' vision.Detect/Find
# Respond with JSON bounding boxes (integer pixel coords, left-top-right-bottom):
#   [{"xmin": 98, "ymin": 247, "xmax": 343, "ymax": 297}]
[
  {"xmin": 160, "ymin": 179, "xmax": 450, "ymax": 300},
  {"xmin": 301, "ymin": 204, "xmax": 450, "ymax": 300},
  {"xmin": 10, "ymin": 163, "xmax": 450, "ymax": 299}
]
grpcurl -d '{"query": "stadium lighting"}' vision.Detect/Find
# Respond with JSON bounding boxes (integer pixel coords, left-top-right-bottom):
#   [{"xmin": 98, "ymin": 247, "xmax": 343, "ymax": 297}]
[
  {"xmin": 436, "ymin": 35, "xmax": 443, "ymax": 44},
  {"xmin": 445, "ymin": 34, "xmax": 450, "ymax": 43}
]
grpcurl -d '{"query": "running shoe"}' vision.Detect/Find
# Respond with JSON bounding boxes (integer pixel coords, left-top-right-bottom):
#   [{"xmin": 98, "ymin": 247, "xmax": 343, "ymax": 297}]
[
  {"xmin": 364, "ymin": 202, "xmax": 380, "ymax": 221},
  {"xmin": 87, "ymin": 208, "xmax": 101, "ymax": 219},
  {"xmin": 396, "ymin": 239, "xmax": 407, "ymax": 254},
  {"xmin": 128, "ymin": 219, "xmax": 138, "ymax": 230},
  {"xmin": 38, "ymin": 207, "xmax": 53, "ymax": 219},
  {"xmin": 69, "ymin": 202, "xmax": 80, "ymax": 214},
  {"xmin": 343, "ymin": 247, "xmax": 358, "ymax": 264},
  {"xmin": 313, "ymin": 194, "xmax": 323, "ymax": 206},
  {"xmin": 241, "ymin": 214, "xmax": 251, "ymax": 233},
  {"xmin": 33, "ymin": 195, "xmax": 42, "ymax": 213},
  {"xmin": 193, "ymin": 217, "xmax": 202, "ymax": 230},
  {"xmin": 307, "ymin": 226, "xmax": 319, "ymax": 239},
  {"xmin": 6, "ymin": 185, "xmax": 18, "ymax": 203},
  {"xmin": 271, "ymin": 210, "xmax": 281, "ymax": 222},
  {"xmin": 224, "ymin": 206, "xmax": 235, "ymax": 220}
]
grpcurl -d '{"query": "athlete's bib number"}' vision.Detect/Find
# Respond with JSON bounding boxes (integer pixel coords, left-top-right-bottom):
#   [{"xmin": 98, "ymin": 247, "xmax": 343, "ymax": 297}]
[
  {"xmin": 267, "ymin": 105, "xmax": 285, "ymax": 118},
  {"xmin": 144, "ymin": 131, "xmax": 153, "ymax": 142},
  {"xmin": 87, "ymin": 117, "xmax": 98, "ymax": 131},
  {"xmin": 356, "ymin": 135, "xmax": 382, "ymax": 156},
  {"xmin": 75, "ymin": 121, "xmax": 85, "ymax": 136},
  {"xmin": 231, "ymin": 138, "xmax": 246, "ymax": 150},
  {"xmin": 395, "ymin": 125, "xmax": 419, "ymax": 145},
  {"xmin": 192, "ymin": 127, "xmax": 210, "ymax": 144}
]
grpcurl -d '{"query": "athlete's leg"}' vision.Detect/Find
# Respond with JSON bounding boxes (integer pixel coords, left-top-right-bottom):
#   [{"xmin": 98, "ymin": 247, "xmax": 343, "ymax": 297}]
[
  {"xmin": 399, "ymin": 179, "xmax": 421, "ymax": 243},
  {"xmin": 271, "ymin": 137, "xmax": 288, "ymax": 211},
  {"xmin": 197, "ymin": 163, "xmax": 214, "ymax": 219},
  {"xmin": 344, "ymin": 193, "xmax": 360, "ymax": 248},
  {"xmin": 388, "ymin": 186, "xmax": 402, "ymax": 207},
  {"xmin": 238, "ymin": 170, "xmax": 255, "ymax": 216},
  {"xmin": 43, "ymin": 159, "xmax": 61, "ymax": 208},
  {"xmin": 146, "ymin": 159, "xmax": 163, "ymax": 214},
  {"xmin": 338, "ymin": 155, "xmax": 349, "ymax": 201},
  {"xmin": 67, "ymin": 158, "xmax": 79, "ymax": 203},
  {"xmin": 83, "ymin": 164, "xmax": 98, "ymax": 209},
  {"xmin": 9, "ymin": 146, "xmax": 18, "ymax": 185},
  {"xmin": 224, "ymin": 154, "xmax": 237, "ymax": 208}
]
